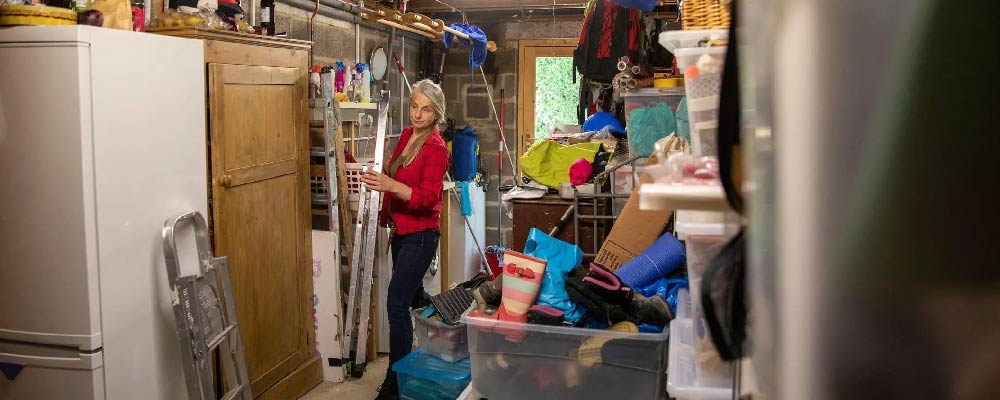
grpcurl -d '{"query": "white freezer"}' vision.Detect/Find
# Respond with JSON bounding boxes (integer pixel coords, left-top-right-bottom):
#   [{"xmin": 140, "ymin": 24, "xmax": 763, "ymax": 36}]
[{"xmin": 0, "ymin": 26, "xmax": 207, "ymax": 400}]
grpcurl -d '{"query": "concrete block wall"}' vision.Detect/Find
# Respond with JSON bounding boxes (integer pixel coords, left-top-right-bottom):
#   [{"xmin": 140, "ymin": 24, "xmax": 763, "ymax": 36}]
[
  {"xmin": 275, "ymin": 2, "xmax": 427, "ymax": 136},
  {"xmin": 440, "ymin": 20, "xmax": 582, "ymax": 248}
]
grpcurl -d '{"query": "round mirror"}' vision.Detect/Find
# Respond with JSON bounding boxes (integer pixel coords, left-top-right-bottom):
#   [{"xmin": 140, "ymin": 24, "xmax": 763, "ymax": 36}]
[{"xmin": 370, "ymin": 46, "xmax": 388, "ymax": 81}]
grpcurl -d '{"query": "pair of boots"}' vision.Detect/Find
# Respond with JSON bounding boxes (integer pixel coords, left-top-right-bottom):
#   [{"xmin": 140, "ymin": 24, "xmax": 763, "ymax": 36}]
[
  {"xmin": 469, "ymin": 251, "xmax": 554, "ymax": 341},
  {"xmin": 566, "ymin": 263, "xmax": 673, "ymax": 327}
]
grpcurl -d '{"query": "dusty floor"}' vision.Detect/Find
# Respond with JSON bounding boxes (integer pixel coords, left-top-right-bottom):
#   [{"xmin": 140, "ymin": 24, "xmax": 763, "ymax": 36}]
[{"xmin": 299, "ymin": 356, "xmax": 389, "ymax": 400}]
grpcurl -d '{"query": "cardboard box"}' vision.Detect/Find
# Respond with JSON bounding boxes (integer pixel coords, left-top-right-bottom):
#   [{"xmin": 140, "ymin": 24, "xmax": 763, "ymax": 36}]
[{"xmin": 595, "ymin": 158, "xmax": 674, "ymax": 271}]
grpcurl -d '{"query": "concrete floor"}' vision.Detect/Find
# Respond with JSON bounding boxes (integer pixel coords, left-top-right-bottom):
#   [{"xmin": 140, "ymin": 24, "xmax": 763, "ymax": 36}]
[{"xmin": 299, "ymin": 356, "xmax": 389, "ymax": 400}]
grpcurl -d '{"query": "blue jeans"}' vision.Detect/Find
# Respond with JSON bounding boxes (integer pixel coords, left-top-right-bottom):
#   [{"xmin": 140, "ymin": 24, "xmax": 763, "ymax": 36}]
[{"xmin": 386, "ymin": 229, "xmax": 440, "ymax": 382}]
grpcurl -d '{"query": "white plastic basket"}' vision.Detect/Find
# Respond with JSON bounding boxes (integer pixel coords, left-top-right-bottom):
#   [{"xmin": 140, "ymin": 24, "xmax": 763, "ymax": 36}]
[{"xmin": 345, "ymin": 158, "xmax": 374, "ymax": 212}]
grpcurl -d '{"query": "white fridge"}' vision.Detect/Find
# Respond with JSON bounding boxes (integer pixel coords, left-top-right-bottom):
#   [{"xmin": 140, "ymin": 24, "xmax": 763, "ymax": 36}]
[{"xmin": 0, "ymin": 26, "xmax": 207, "ymax": 399}]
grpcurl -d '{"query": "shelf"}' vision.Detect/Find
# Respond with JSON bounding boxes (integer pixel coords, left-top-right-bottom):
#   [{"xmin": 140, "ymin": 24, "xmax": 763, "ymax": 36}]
[
  {"xmin": 638, "ymin": 183, "xmax": 730, "ymax": 211},
  {"xmin": 309, "ymin": 100, "xmax": 378, "ymax": 109},
  {"xmin": 337, "ymin": 101, "xmax": 378, "ymax": 110}
]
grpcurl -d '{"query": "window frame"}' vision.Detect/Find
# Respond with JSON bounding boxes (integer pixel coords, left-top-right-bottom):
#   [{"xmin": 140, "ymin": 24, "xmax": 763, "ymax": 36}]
[{"xmin": 516, "ymin": 38, "xmax": 578, "ymax": 160}]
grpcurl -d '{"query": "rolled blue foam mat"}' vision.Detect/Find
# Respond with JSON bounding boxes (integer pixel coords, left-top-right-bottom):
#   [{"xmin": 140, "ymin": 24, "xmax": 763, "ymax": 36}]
[{"xmin": 614, "ymin": 233, "xmax": 686, "ymax": 288}]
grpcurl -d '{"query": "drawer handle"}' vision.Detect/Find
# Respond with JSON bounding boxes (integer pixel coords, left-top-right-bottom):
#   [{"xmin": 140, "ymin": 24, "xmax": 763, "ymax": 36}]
[{"xmin": 219, "ymin": 175, "xmax": 233, "ymax": 188}]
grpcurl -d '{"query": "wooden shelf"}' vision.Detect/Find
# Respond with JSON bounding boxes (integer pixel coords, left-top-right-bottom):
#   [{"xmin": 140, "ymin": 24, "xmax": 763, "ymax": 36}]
[{"xmin": 639, "ymin": 183, "xmax": 730, "ymax": 211}]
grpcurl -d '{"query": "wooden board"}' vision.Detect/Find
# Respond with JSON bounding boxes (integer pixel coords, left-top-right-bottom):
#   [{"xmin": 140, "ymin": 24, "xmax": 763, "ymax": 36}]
[
  {"xmin": 148, "ymin": 27, "xmax": 311, "ymax": 49},
  {"xmin": 209, "ymin": 62, "xmax": 317, "ymax": 397}
]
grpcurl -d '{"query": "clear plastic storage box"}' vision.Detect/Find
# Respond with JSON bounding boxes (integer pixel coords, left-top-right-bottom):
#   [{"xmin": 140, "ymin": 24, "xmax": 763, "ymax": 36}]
[
  {"xmin": 412, "ymin": 309, "xmax": 469, "ymax": 362},
  {"xmin": 464, "ymin": 316, "xmax": 669, "ymax": 400},
  {"xmin": 674, "ymin": 47, "xmax": 727, "ymax": 157},
  {"xmin": 667, "ymin": 318, "xmax": 733, "ymax": 400},
  {"xmin": 658, "ymin": 29, "xmax": 729, "ymax": 53},
  {"xmin": 622, "ymin": 88, "xmax": 686, "ymax": 157},
  {"xmin": 392, "ymin": 349, "xmax": 472, "ymax": 400},
  {"xmin": 684, "ymin": 235, "xmax": 732, "ymax": 387}
]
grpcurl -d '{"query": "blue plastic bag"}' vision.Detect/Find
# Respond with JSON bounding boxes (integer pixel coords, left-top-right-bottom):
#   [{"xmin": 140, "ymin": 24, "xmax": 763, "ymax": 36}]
[
  {"xmin": 523, "ymin": 228, "xmax": 585, "ymax": 324},
  {"xmin": 610, "ymin": 0, "xmax": 656, "ymax": 12},
  {"xmin": 452, "ymin": 126, "xmax": 478, "ymax": 181}
]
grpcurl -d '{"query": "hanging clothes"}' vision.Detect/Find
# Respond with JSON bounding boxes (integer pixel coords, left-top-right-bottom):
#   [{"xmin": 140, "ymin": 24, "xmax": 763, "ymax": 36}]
[{"xmin": 442, "ymin": 23, "xmax": 488, "ymax": 69}]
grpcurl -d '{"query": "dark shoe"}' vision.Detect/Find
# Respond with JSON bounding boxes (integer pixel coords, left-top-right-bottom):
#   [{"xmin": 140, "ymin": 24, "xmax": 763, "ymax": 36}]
[
  {"xmin": 580, "ymin": 263, "xmax": 635, "ymax": 305},
  {"xmin": 472, "ymin": 274, "xmax": 503, "ymax": 312},
  {"xmin": 410, "ymin": 291, "xmax": 431, "ymax": 310},
  {"xmin": 566, "ymin": 264, "xmax": 632, "ymax": 325},
  {"xmin": 627, "ymin": 293, "xmax": 674, "ymax": 326},
  {"xmin": 526, "ymin": 304, "xmax": 564, "ymax": 326},
  {"xmin": 375, "ymin": 379, "xmax": 399, "ymax": 400}
]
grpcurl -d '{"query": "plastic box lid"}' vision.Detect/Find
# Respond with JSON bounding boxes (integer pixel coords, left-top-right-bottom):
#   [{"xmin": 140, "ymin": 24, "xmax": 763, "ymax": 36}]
[
  {"xmin": 621, "ymin": 87, "xmax": 687, "ymax": 98},
  {"xmin": 675, "ymin": 210, "xmax": 739, "ymax": 239},
  {"xmin": 658, "ymin": 29, "xmax": 729, "ymax": 53},
  {"xmin": 392, "ymin": 350, "xmax": 471, "ymax": 382}
]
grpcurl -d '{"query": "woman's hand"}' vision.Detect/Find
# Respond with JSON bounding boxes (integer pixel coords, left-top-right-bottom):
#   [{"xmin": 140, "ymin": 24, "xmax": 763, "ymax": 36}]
[{"xmin": 360, "ymin": 170, "xmax": 400, "ymax": 194}]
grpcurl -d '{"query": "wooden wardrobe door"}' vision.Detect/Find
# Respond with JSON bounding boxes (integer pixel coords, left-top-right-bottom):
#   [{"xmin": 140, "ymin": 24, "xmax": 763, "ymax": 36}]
[{"xmin": 208, "ymin": 63, "xmax": 313, "ymax": 396}]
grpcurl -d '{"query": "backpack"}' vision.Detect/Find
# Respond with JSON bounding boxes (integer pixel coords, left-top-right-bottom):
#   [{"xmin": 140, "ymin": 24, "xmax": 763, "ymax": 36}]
[{"xmin": 573, "ymin": 0, "xmax": 644, "ymax": 84}]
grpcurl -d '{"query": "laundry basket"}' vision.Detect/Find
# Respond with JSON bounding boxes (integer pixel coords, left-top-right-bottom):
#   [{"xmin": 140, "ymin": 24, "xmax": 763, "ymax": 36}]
[{"xmin": 345, "ymin": 157, "xmax": 374, "ymax": 213}]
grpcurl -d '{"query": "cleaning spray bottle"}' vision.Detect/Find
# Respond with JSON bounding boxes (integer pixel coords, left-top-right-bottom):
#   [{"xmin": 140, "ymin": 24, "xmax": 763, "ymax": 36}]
[
  {"xmin": 352, "ymin": 63, "xmax": 364, "ymax": 102},
  {"xmin": 361, "ymin": 63, "xmax": 372, "ymax": 103},
  {"xmin": 334, "ymin": 61, "xmax": 346, "ymax": 94}
]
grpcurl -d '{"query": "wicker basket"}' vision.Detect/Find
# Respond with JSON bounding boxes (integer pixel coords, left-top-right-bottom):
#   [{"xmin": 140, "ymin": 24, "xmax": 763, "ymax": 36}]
[{"xmin": 682, "ymin": 0, "xmax": 731, "ymax": 30}]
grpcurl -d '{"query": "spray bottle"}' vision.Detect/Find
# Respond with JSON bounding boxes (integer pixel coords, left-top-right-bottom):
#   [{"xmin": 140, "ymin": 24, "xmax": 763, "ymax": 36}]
[
  {"xmin": 334, "ymin": 61, "xmax": 346, "ymax": 94},
  {"xmin": 361, "ymin": 63, "xmax": 372, "ymax": 103},
  {"xmin": 352, "ymin": 63, "xmax": 364, "ymax": 102}
]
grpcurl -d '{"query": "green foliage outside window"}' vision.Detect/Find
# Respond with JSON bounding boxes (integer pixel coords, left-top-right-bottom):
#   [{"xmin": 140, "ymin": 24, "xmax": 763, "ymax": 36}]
[{"xmin": 534, "ymin": 57, "xmax": 581, "ymax": 141}]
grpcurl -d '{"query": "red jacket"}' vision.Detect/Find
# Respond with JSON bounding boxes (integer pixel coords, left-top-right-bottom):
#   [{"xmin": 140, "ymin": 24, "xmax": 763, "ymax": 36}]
[{"xmin": 380, "ymin": 127, "xmax": 450, "ymax": 235}]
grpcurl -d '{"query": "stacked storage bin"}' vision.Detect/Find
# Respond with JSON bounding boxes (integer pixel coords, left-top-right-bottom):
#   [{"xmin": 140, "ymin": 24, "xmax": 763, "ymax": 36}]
[
  {"xmin": 659, "ymin": 30, "xmax": 729, "ymax": 157},
  {"xmin": 668, "ymin": 212, "xmax": 739, "ymax": 399},
  {"xmin": 622, "ymin": 88, "xmax": 686, "ymax": 157},
  {"xmin": 411, "ymin": 309, "xmax": 470, "ymax": 363},
  {"xmin": 396, "ymin": 309, "xmax": 471, "ymax": 399},
  {"xmin": 392, "ymin": 349, "xmax": 472, "ymax": 400}
]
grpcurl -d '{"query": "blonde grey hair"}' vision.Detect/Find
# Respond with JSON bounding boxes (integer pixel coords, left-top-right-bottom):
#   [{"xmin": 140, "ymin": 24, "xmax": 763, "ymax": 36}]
[{"xmin": 411, "ymin": 79, "xmax": 446, "ymax": 129}]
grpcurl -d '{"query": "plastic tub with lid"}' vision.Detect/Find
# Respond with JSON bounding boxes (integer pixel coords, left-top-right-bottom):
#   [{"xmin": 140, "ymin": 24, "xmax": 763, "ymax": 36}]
[{"xmin": 658, "ymin": 29, "xmax": 729, "ymax": 53}]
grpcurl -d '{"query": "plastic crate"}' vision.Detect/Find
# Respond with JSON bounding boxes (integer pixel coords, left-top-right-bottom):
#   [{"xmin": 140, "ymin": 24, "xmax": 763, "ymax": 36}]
[
  {"xmin": 392, "ymin": 349, "xmax": 472, "ymax": 400},
  {"xmin": 412, "ymin": 309, "xmax": 469, "ymax": 363},
  {"xmin": 464, "ymin": 316, "xmax": 669, "ymax": 400},
  {"xmin": 667, "ymin": 318, "xmax": 733, "ymax": 399}
]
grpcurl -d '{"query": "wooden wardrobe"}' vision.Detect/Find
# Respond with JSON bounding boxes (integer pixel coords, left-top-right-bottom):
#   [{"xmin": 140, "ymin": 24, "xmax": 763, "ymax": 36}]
[{"xmin": 150, "ymin": 27, "xmax": 320, "ymax": 399}]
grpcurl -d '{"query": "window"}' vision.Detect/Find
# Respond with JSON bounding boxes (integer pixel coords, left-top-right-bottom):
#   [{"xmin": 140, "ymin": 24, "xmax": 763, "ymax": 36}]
[{"xmin": 517, "ymin": 39, "xmax": 578, "ymax": 158}]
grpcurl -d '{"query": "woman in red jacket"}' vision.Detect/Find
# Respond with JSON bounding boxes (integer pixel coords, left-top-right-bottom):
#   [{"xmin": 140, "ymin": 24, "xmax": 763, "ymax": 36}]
[{"xmin": 361, "ymin": 79, "xmax": 450, "ymax": 400}]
